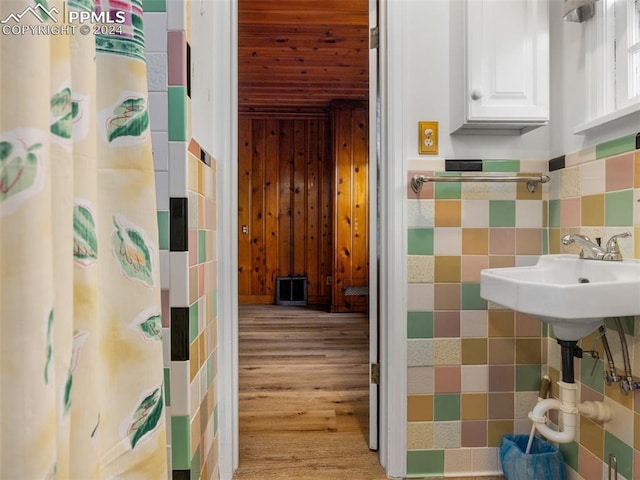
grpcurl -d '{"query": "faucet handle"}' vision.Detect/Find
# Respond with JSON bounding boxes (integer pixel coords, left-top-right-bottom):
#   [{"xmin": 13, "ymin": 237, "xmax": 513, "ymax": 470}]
[
  {"xmin": 605, "ymin": 232, "xmax": 632, "ymax": 253},
  {"xmin": 603, "ymin": 232, "xmax": 631, "ymax": 260}
]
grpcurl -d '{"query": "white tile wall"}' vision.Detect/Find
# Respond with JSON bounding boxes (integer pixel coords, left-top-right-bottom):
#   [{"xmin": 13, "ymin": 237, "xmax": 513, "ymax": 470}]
[
  {"xmin": 169, "ymin": 141, "xmax": 188, "ymax": 197},
  {"xmin": 167, "ymin": 0, "xmax": 186, "ymax": 30},
  {"xmin": 155, "ymin": 171, "xmax": 170, "ymax": 210},
  {"xmin": 148, "ymin": 92, "xmax": 169, "ymax": 132},
  {"xmin": 152, "ymin": 132, "xmax": 169, "ymax": 171},
  {"xmin": 169, "ymin": 252, "xmax": 189, "ymax": 306},
  {"xmin": 146, "ymin": 52, "xmax": 168, "ymax": 92},
  {"xmin": 143, "ymin": 12, "xmax": 168, "ymax": 53},
  {"xmin": 407, "ymin": 283, "xmax": 434, "ymax": 311},
  {"xmin": 461, "ymin": 365, "xmax": 489, "ymax": 392},
  {"xmin": 169, "ymin": 361, "xmax": 191, "ymax": 415}
]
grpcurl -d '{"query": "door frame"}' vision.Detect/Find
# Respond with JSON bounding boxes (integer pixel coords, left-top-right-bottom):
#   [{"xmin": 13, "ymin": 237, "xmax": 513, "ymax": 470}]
[{"xmin": 216, "ymin": 0, "xmax": 408, "ymax": 478}]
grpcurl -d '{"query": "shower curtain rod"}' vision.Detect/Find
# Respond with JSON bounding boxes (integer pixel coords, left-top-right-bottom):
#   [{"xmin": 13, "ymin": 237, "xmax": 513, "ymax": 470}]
[{"xmin": 410, "ymin": 174, "xmax": 550, "ymax": 194}]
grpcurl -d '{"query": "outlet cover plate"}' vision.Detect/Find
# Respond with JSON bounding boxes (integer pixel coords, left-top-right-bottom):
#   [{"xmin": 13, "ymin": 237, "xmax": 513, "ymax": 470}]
[{"xmin": 418, "ymin": 121, "xmax": 438, "ymax": 155}]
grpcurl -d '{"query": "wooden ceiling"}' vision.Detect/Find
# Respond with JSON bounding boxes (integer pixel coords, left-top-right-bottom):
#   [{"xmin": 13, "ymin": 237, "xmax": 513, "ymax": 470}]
[{"xmin": 238, "ymin": 0, "xmax": 370, "ymax": 113}]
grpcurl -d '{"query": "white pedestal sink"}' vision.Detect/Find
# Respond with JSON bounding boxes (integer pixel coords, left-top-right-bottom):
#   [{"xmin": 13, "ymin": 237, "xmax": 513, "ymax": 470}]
[{"xmin": 480, "ymin": 254, "xmax": 640, "ymax": 341}]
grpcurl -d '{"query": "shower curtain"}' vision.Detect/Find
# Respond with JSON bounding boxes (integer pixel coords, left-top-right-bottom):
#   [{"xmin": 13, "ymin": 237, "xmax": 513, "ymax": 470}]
[{"xmin": 0, "ymin": 1, "xmax": 167, "ymax": 478}]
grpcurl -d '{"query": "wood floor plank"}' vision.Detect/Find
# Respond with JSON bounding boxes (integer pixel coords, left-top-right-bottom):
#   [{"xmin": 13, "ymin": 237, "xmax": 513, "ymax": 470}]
[{"xmin": 233, "ymin": 304, "xmax": 387, "ymax": 480}]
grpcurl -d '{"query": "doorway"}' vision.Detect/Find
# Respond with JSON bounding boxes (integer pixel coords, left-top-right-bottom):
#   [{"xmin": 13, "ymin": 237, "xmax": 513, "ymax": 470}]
[{"xmin": 234, "ymin": 0, "xmax": 379, "ymax": 476}]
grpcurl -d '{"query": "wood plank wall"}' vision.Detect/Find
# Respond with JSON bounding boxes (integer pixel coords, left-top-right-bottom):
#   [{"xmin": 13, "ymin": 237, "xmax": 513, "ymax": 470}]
[
  {"xmin": 332, "ymin": 102, "xmax": 369, "ymax": 313},
  {"xmin": 238, "ymin": 115, "xmax": 333, "ymax": 305}
]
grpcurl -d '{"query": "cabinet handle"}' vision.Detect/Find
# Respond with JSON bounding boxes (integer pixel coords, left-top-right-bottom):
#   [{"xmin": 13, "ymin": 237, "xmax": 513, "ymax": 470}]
[{"xmin": 471, "ymin": 88, "xmax": 484, "ymax": 100}]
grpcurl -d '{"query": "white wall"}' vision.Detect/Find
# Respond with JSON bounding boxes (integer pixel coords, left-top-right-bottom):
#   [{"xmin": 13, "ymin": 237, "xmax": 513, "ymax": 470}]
[
  {"xmin": 400, "ymin": 0, "xmax": 551, "ymax": 161},
  {"xmin": 548, "ymin": 0, "xmax": 640, "ymax": 156},
  {"xmin": 400, "ymin": 0, "xmax": 638, "ymax": 162}
]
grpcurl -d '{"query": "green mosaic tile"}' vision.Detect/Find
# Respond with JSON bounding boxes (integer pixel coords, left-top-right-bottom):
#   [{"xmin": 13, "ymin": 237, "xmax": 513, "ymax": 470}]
[
  {"xmin": 408, "ymin": 311, "xmax": 434, "ymax": 339},
  {"xmin": 604, "ymin": 316, "xmax": 634, "ymax": 335},
  {"xmin": 157, "ymin": 210, "xmax": 169, "ymax": 250},
  {"xmin": 191, "ymin": 446, "xmax": 201, "ymax": 480},
  {"xmin": 142, "ymin": 0, "xmax": 166, "ymax": 12},
  {"xmin": 168, "ymin": 86, "xmax": 187, "ymax": 141},
  {"xmin": 171, "ymin": 415, "xmax": 191, "ymax": 470},
  {"xmin": 580, "ymin": 357, "xmax": 604, "ymax": 394},
  {"xmin": 542, "ymin": 229, "xmax": 549, "ymax": 255},
  {"xmin": 596, "ymin": 134, "xmax": 637, "ymax": 159},
  {"xmin": 189, "ymin": 300, "xmax": 199, "ymax": 344},
  {"xmin": 408, "ymin": 228, "xmax": 434, "ymax": 255},
  {"xmin": 559, "ymin": 441, "xmax": 579, "ymax": 472},
  {"xmin": 198, "ymin": 230, "xmax": 207, "ymax": 263},
  {"xmin": 434, "ymin": 394, "xmax": 460, "ymax": 421},
  {"xmin": 548, "ymin": 199, "xmax": 560, "ymax": 228},
  {"xmin": 483, "ymin": 159, "xmax": 520, "ymax": 172},
  {"xmin": 489, "ymin": 200, "xmax": 516, "ymax": 227},
  {"xmin": 461, "ymin": 283, "xmax": 487, "ymax": 310},
  {"xmin": 605, "ymin": 431, "xmax": 633, "ymax": 480},
  {"xmin": 515, "ymin": 365, "xmax": 541, "ymax": 391},
  {"xmin": 207, "ymin": 352, "xmax": 215, "ymax": 386},
  {"xmin": 164, "ymin": 367, "xmax": 171, "ymax": 406},
  {"xmin": 434, "ymin": 172, "xmax": 462, "ymax": 199},
  {"xmin": 605, "ymin": 190, "xmax": 633, "ymax": 226},
  {"xmin": 406, "ymin": 450, "xmax": 444, "ymax": 477}
]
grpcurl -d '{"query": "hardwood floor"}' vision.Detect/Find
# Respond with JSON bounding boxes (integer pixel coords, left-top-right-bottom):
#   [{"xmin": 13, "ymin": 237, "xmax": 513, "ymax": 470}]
[{"xmin": 233, "ymin": 304, "xmax": 387, "ymax": 480}]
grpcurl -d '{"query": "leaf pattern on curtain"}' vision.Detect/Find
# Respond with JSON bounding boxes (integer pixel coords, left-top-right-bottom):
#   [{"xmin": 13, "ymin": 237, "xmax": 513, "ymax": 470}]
[
  {"xmin": 0, "ymin": 129, "xmax": 46, "ymax": 213},
  {"xmin": 134, "ymin": 309, "xmax": 162, "ymax": 342},
  {"xmin": 98, "ymin": 93, "xmax": 150, "ymax": 146},
  {"xmin": 106, "ymin": 97, "xmax": 149, "ymax": 143},
  {"xmin": 50, "ymin": 87, "xmax": 72, "ymax": 139},
  {"xmin": 73, "ymin": 203, "xmax": 98, "ymax": 264},
  {"xmin": 1, "ymin": 0, "xmax": 167, "ymax": 476},
  {"xmin": 65, "ymin": 330, "xmax": 89, "ymax": 415},
  {"xmin": 126, "ymin": 386, "xmax": 164, "ymax": 449},
  {"xmin": 112, "ymin": 215, "xmax": 155, "ymax": 286},
  {"xmin": 44, "ymin": 309, "xmax": 54, "ymax": 384}
]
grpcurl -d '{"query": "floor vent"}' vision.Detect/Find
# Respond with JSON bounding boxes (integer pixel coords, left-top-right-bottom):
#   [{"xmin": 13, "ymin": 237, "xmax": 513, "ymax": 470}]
[
  {"xmin": 276, "ymin": 277, "xmax": 308, "ymax": 306},
  {"xmin": 344, "ymin": 286, "xmax": 369, "ymax": 296}
]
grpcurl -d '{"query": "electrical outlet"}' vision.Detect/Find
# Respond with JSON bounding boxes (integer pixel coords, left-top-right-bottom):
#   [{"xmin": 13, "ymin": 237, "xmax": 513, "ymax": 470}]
[
  {"xmin": 326, "ymin": 276, "xmax": 333, "ymax": 285},
  {"xmin": 418, "ymin": 121, "xmax": 438, "ymax": 155}
]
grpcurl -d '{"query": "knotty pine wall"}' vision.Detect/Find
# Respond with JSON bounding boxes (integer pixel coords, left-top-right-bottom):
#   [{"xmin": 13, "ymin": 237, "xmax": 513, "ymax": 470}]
[
  {"xmin": 238, "ymin": 115, "xmax": 333, "ymax": 305},
  {"xmin": 332, "ymin": 102, "xmax": 369, "ymax": 313}
]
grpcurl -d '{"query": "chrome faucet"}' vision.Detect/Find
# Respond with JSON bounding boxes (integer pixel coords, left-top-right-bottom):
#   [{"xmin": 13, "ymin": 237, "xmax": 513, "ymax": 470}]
[{"xmin": 561, "ymin": 232, "xmax": 631, "ymax": 261}]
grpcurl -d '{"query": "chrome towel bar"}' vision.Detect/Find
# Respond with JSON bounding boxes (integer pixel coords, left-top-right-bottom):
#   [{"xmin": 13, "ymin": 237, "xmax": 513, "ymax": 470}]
[{"xmin": 410, "ymin": 174, "xmax": 550, "ymax": 194}]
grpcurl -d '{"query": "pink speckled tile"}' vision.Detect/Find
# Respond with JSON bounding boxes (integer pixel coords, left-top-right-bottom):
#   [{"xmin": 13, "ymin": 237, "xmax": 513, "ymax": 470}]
[
  {"xmin": 434, "ymin": 311, "xmax": 460, "ymax": 338},
  {"xmin": 461, "ymin": 420, "xmax": 487, "ymax": 447},
  {"xmin": 514, "ymin": 312, "xmax": 542, "ymax": 337},
  {"xmin": 161, "ymin": 288, "xmax": 170, "ymax": 327},
  {"xmin": 488, "ymin": 392, "xmax": 514, "ymax": 419},
  {"xmin": 434, "ymin": 283, "xmax": 460, "ymax": 310},
  {"xmin": 189, "ymin": 229, "xmax": 198, "ymax": 266},
  {"xmin": 579, "ymin": 446, "xmax": 604, "ymax": 480},
  {"xmin": 489, "ymin": 228, "xmax": 515, "ymax": 254},
  {"xmin": 408, "ymin": 170, "xmax": 434, "ymax": 199},
  {"xmin": 198, "ymin": 263, "xmax": 205, "ymax": 297},
  {"xmin": 606, "ymin": 152, "xmax": 634, "ymax": 192},
  {"xmin": 434, "ymin": 365, "xmax": 461, "ymax": 393},
  {"xmin": 488, "ymin": 366, "xmax": 514, "ymax": 392},
  {"xmin": 461, "ymin": 255, "xmax": 489, "ymax": 282},
  {"xmin": 167, "ymin": 31, "xmax": 187, "ymax": 86},
  {"xmin": 560, "ymin": 197, "xmax": 581, "ymax": 227}
]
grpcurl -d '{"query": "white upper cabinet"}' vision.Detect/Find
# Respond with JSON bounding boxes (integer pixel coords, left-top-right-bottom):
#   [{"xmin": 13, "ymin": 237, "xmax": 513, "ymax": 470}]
[{"xmin": 450, "ymin": 0, "xmax": 549, "ymax": 135}]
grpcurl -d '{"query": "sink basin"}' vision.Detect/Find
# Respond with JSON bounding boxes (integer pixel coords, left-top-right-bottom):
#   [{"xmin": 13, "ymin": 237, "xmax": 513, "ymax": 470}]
[{"xmin": 480, "ymin": 254, "xmax": 640, "ymax": 341}]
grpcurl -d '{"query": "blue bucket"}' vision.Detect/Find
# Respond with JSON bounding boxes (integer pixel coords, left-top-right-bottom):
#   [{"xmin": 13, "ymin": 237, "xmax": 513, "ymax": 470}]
[{"xmin": 500, "ymin": 434, "xmax": 566, "ymax": 480}]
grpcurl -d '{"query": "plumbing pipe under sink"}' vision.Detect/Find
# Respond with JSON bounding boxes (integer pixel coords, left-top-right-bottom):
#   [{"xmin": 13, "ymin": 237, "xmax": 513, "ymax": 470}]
[
  {"xmin": 528, "ymin": 340, "xmax": 614, "ymax": 445},
  {"xmin": 528, "ymin": 380, "xmax": 613, "ymax": 444}
]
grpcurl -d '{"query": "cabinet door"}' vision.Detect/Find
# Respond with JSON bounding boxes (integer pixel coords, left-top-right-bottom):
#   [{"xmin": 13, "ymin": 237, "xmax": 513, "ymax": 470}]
[{"xmin": 466, "ymin": 0, "xmax": 549, "ymax": 123}]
